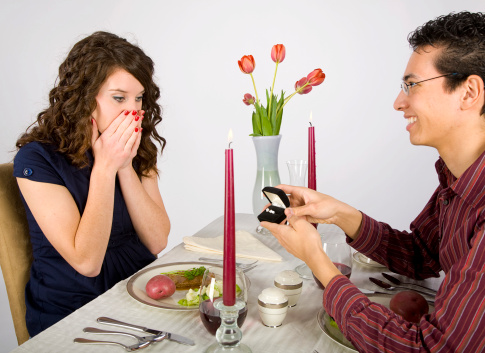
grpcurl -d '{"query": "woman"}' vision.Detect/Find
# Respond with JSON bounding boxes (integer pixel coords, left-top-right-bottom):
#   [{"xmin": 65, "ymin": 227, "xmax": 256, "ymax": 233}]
[{"xmin": 13, "ymin": 31, "xmax": 170, "ymax": 337}]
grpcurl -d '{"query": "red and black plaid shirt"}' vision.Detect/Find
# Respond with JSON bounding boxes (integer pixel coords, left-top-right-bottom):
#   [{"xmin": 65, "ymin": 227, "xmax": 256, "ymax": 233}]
[{"xmin": 324, "ymin": 151, "xmax": 485, "ymax": 352}]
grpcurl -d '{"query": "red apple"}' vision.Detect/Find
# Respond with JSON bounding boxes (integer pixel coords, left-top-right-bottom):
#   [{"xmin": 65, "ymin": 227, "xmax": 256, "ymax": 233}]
[
  {"xmin": 145, "ymin": 275, "xmax": 176, "ymax": 300},
  {"xmin": 390, "ymin": 290, "xmax": 429, "ymax": 323}
]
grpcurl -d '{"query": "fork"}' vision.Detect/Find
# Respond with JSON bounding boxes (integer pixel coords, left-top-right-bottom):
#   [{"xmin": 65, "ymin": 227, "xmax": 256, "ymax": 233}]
[
  {"xmin": 83, "ymin": 327, "xmax": 165, "ymax": 345},
  {"xmin": 198, "ymin": 257, "xmax": 258, "ymax": 269},
  {"xmin": 241, "ymin": 264, "xmax": 257, "ymax": 272}
]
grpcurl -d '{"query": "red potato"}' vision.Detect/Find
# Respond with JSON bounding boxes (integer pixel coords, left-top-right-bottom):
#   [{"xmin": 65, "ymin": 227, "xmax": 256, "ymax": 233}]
[
  {"xmin": 390, "ymin": 290, "xmax": 429, "ymax": 323},
  {"xmin": 145, "ymin": 275, "xmax": 176, "ymax": 300}
]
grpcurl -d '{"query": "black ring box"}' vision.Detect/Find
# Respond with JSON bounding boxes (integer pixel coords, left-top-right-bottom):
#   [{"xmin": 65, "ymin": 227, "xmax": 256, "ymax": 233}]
[{"xmin": 257, "ymin": 187, "xmax": 290, "ymax": 224}]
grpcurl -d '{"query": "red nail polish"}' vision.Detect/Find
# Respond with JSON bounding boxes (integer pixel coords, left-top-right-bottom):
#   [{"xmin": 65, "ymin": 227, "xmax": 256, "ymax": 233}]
[
  {"xmin": 135, "ymin": 116, "xmax": 140, "ymax": 121},
  {"xmin": 140, "ymin": 111, "xmax": 145, "ymax": 116},
  {"xmin": 135, "ymin": 127, "xmax": 139, "ymax": 132},
  {"xmin": 91, "ymin": 118, "xmax": 94, "ymax": 124},
  {"xmin": 123, "ymin": 110, "xmax": 129, "ymax": 116},
  {"xmin": 131, "ymin": 110, "xmax": 137, "ymax": 115}
]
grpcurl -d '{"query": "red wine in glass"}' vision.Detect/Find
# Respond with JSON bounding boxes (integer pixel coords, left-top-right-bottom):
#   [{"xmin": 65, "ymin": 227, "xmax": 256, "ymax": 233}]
[
  {"xmin": 199, "ymin": 299, "xmax": 248, "ymax": 335},
  {"xmin": 313, "ymin": 262, "xmax": 352, "ymax": 290}
]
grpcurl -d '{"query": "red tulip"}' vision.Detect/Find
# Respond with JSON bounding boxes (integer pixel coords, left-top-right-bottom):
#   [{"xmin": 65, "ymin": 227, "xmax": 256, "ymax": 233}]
[
  {"xmin": 243, "ymin": 93, "xmax": 255, "ymax": 105},
  {"xmin": 271, "ymin": 44, "xmax": 286, "ymax": 63},
  {"xmin": 307, "ymin": 69, "xmax": 325, "ymax": 86},
  {"xmin": 238, "ymin": 55, "xmax": 256, "ymax": 74},
  {"xmin": 295, "ymin": 77, "xmax": 312, "ymax": 94}
]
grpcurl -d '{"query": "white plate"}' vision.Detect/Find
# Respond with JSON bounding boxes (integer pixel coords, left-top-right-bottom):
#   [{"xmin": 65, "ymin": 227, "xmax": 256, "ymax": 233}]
[
  {"xmin": 352, "ymin": 252, "xmax": 387, "ymax": 269},
  {"xmin": 316, "ymin": 293, "xmax": 434, "ymax": 351},
  {"xmin": 126, "ymin": 262, "xmax": 215, "ymax": 311}
]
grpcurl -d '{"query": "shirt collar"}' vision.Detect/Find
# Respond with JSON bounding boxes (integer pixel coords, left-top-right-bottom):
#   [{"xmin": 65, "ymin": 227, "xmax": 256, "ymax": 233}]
[{"xmin": 435, "ymin": 149, "xmax": 485, "ymax": 208}]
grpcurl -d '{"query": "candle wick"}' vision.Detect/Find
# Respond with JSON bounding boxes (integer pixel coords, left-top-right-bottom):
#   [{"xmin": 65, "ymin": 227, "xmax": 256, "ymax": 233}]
[
  {"xmin": 228, "ymin": 141, "xmax": 233, "ymax": 149},
  {"xmin": 309, "ymin": 122, "xmax": 313, "ymax": 127}
]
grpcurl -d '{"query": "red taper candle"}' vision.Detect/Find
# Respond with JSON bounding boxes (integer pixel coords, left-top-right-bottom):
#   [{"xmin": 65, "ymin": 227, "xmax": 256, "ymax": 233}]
[
  {"xmin": 223, "ymin": 129, "xmax": 236, "ymax": 306},
  {"xmin": 308, "ymin": 112, "xmax": 316, "ymax": 191}
]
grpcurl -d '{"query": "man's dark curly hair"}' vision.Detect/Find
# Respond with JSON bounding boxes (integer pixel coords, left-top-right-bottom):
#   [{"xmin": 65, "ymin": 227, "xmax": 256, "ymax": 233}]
[
  {"xmin": 408, "ymin": 11, "xmax": 485, "ymax": 115},
  {"xmin": 16, "ymin": 31, "xmax": 166, "ymax": 177}
]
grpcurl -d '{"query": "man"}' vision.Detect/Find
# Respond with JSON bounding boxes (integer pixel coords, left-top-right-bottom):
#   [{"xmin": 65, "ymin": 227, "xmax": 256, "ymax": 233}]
[{"xmin": 262, "ymin": 11, "xmax": 485, "ymax": 352}]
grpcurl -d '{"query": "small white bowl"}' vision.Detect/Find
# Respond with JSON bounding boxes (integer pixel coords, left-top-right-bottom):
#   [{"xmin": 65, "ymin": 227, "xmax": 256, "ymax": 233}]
[
  {"xmin": 258, "ymin": 287, "xmax": 288, "ymax": 327},
  {"xmin": 274, "ymin": 270, "xmax": 303, "ymax": 307}
]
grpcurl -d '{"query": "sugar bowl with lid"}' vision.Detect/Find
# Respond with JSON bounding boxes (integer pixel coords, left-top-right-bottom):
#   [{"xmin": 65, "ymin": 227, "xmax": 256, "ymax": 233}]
[
  {"xmin": 274, "ymin": 270, "xmax": 303, "ymax": 307},
  {"xmin": 258, "ymin": 287, "xmax": 288, "ymax": 327}
]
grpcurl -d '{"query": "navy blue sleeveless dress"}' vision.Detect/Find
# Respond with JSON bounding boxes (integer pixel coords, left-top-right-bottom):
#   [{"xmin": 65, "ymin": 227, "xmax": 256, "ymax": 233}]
[{"xmin": 13, "ymin": 142, "xmax": 156, "ymax": 337}]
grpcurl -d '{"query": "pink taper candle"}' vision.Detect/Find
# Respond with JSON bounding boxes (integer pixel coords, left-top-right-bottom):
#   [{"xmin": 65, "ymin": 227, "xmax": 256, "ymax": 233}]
[
  {"xmin": 223, "ymin": 129, "xmax": 236, "ymax": 306},
  {"xmin": 308, "ymin": 112, "xmax": 316, "ymax": 191}
]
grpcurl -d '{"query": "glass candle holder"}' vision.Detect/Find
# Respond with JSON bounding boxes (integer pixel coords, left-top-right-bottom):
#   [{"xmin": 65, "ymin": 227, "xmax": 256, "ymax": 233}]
[{"xmin": 200, "ymin": 266, "xmax": 252, "ymax": 352}]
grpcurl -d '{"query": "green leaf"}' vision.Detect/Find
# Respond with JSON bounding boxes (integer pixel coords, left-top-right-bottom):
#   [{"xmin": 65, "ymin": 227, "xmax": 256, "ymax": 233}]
[
  {"xmin": 270, "ymin": 92, "xmax": 278, "ymax": 133},
  {"xmin": 254, "ymin": 103, "xmax": 267, "ymax": 135},
  {"xmin": 252, "ymin": 110, "xmax": 262, "ymax": 135},
  {"xmin": 161, "ymin": 266, "xmax": 206, "ymax": 280},
  {"xmin": 274, "ymin": 108, "xmax": 284, "ymax": 135},
  {"xmin": 257, "ymin": 102, "xmax": 272, "ymax": 136},
  {"xmin": 273, "ymin": 90, "xmax": 285, "ymax": 135},
  {"xmin": 184, "ymin": 266, "xmax": 206, "ymax": 280}
]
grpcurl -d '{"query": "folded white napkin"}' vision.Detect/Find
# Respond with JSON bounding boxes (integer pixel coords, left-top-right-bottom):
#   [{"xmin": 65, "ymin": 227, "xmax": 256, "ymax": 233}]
[{"xmin": 183, "ymin": 230, "xmax": 282, "ymax": 262}]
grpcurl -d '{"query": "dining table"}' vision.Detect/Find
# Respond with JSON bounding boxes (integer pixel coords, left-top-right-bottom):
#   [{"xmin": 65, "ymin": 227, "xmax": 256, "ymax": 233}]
[{"xmin": 10, "ymin": 213, "xmax": 443, "ymax": 353}]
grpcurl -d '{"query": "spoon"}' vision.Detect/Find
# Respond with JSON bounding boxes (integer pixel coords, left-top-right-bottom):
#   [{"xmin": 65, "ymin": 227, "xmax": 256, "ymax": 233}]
[
  {"xmin": 74, "ymin": 337, "xmax": 151, "ymax": 351},
  {"xmin": 382, "ymin": 273, "xmax": 437, "ymax": 294},
  {"xmin": 369, "ymin": 277, "xmax": 436, "ymax": 297}
]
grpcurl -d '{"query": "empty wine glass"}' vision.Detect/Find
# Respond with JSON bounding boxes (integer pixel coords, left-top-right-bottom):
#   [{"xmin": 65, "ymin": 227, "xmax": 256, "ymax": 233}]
[
  {"xmin": 286, "ymin": 160, "xmax": 307, "ymax": 187},
  {"xmin": 286, "ymin": 160, "xmax": 314, "ymax": 279},
  {"xmin": 313, "ymin": 240, "xmax": 352, "ymax": 290}
]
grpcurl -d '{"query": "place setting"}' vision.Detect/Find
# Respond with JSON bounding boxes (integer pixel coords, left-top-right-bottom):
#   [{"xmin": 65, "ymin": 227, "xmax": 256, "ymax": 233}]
[{"xmin": 74, "ymin": 316, "xmax": 195, "ymax": 350}]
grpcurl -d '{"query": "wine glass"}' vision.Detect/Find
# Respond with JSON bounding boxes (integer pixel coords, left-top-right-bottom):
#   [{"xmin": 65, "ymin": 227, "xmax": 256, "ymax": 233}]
[
  {"xmin": 286, "ymin": 160, "xmax": 307, "ymax": 187},
  {"xmin": 313, "ymin": 240, "xmax": 353, "ymax": 290},
  {"xmin": 286, "ymin": 160, "xmax": 314, "ymax": 279},
  {"xmin": 198, "ymin": 266, "xmax": 249, "ymax": 336}
]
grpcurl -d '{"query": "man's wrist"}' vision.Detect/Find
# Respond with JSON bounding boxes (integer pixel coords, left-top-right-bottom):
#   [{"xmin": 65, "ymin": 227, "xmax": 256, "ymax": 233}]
[{"xmin": 334, "ymin": 204, "xmax": 363, "ymax": 240}]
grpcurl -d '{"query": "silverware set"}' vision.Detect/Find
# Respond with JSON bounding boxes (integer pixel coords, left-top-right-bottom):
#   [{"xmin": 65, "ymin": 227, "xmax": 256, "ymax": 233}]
[
  {"xmin": 74, "ymin": 317, "xmax": 195, "ymax": 350},
  {"xmin": 369, "ymin": 273, "xmax": 437, "ymax": 304},
  {"xmin": 198, "ymin": 257, "xmax": 258, "ymax": 272},
  {"xmin": 381, "ymin": 273, "xmax": 437, "ymax": 293}
]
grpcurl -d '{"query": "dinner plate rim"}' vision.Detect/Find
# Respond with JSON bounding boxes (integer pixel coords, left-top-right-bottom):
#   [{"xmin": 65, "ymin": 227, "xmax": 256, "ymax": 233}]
[
  {"xmin": 316, "ymin": 307, "xmax": 358, "ymax": 352},
  {"xmin": 352, "ymin": 252, "xmax": 387, "ymax": 269},
  {"xmin": 316, "ymin": 293, "xmax": 434, "ymax": 351},
  {"xmin": 126, "ymin": 261, "xmax": 220, "ymax": 311},
  {"xmin": 316, "ymin": 293, "xmax": 391, "ymax": 351}
]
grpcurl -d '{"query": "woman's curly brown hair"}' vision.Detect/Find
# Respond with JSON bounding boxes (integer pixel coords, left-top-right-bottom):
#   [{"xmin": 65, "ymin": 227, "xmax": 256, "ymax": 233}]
[{"xmin": 16, "ymin": 31, "xmax": 166, "ymax": 177}]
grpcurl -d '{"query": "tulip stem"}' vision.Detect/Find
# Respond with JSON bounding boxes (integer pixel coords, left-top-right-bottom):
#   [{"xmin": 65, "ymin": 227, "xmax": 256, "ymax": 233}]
[
  {"xmin": 277, "ymin": 82, "xmax": 309, "ymax": 116},
  {"xmin": 250, "ymin": 73, "xmax": 260, "ymax": 105},
  {"xmin": 277, "ymin": 92, "xmax": 294, "ymax": 117},
  {"xmin": 268, "ymin": 62, "xmax": 279, "ymax": 118}
]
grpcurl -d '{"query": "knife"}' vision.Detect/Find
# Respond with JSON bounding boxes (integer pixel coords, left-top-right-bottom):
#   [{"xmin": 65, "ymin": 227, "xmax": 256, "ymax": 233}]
[
  {"xmin": 97, "ymin": 317, "xmax": 195, "ymax": 346},
  {"xmin": 369, "ymin": 277, "xmax": 436, "ymax": 297}
]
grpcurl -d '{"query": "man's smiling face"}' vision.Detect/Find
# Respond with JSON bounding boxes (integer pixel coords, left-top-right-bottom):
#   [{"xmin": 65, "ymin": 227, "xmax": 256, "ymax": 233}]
[{"xmin": 393, "ymin": 46, "xmax": 463, "ymax": 150}]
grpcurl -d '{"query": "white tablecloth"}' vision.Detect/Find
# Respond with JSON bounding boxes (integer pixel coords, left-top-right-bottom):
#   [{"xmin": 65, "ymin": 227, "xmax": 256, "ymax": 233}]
[{"xmin": 10, "ymin": 213, "xmax": 442, "ymax": 353}]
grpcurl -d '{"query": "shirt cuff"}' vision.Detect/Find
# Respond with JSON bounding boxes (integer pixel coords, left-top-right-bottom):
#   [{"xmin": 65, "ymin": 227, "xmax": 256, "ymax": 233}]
[{"xmin": 346, "ymin": 212, "xmax": 381, "ymax": 254}]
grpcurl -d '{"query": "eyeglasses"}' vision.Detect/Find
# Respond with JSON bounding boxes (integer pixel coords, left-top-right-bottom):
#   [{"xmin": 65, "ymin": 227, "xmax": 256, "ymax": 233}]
[{"xmin": 401, "ymin": 73, "xmax": 458, "ymax": 95}]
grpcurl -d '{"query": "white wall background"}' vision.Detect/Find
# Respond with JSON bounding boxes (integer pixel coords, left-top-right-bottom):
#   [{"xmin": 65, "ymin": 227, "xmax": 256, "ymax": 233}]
[{"xmin": 1, "ymin": 0, "xmax": 484, "ymax": 351}]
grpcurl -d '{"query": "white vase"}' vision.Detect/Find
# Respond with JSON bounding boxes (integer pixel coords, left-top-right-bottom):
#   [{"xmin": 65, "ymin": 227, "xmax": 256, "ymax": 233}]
[{"xmin": 251, "ymin": 135, "xmax": 282, "ymax": 218}]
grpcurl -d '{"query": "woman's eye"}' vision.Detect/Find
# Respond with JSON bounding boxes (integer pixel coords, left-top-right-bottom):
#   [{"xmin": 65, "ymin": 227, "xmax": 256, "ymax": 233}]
[
  {"xmin": 136, "ymin": 96, "xmax": 144, "ymax": 102},
  {"xmin": 113, "ymin": 96, "xmax": 125, "ymax": 102}
]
